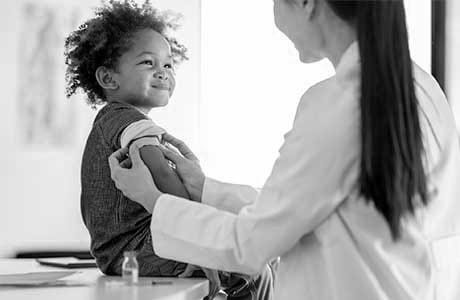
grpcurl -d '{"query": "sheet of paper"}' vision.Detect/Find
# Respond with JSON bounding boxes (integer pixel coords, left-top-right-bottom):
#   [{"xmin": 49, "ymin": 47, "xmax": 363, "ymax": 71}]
[
  {"xmin": 0, "ymin": 271, "xmax": 77, "ymax": 286},
  {"xmin": 37, "ymin": 257, "xmax": 96, "ymax": 268},
  {"xmin": 37, "ymin": 258, "xmax": 94, "ymax": 264}
]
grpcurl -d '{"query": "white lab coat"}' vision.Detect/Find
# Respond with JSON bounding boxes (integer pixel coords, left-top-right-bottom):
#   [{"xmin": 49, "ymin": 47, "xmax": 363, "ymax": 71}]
[{"xmin": 150, "ymin": 42, "xmax": 460, "ymax": 299}]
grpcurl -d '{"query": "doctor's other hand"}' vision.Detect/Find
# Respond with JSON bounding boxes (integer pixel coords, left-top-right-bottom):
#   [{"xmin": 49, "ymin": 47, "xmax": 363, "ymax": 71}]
[
  {"xmin": 160, "ymin": 133, "xmax": 205, "ymax": 202},
  {"xmin": 108, "ymin": 145, "xmax": 162, "ymax": 213}
]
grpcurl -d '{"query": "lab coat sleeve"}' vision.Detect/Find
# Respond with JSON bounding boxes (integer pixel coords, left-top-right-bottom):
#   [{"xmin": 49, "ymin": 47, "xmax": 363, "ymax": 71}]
[
  {"xmin": 150, "ymin": 88, "xmax": 360, "ymax": 275},
  {"xmin": 201, "ymin": 177, "xmax": 259, "ymax": 214}
]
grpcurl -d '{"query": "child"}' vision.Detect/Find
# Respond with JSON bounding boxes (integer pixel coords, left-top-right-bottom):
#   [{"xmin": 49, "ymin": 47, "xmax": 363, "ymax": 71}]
[{"xmin": 64, "ymin": 1, "xmax": 273, "ymax": 299}]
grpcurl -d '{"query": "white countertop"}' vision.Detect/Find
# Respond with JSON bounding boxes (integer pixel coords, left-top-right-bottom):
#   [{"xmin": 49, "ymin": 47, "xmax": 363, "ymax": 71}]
[{"xmin": 0, "ymin": 259, "xmax": 209, "ymax": 300}]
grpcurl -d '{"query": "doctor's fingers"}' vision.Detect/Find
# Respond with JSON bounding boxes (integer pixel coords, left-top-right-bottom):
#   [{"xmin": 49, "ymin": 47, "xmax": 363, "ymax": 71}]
[
  {"xmin": 108, "ymin": 155, "xmax": 132, "ymax": 184},
  {"xmin": 110, "ymin": 165, "xmax": 127, "ymax": 185},
  {"xmin": 111, "ymin": 147, "xmax": 128, "ymax": 162},
  {"xmin": 159, "ymin": 144, "xmax": 187, "ymax": 165},
  {"xmin": 108, "ymin": 149, "xmax": 126, "ymax": 174},
  {"xmin": 111, "ymin": 172, "xmax": 133, "ymax": 199},
  {"xmin": 162, "ymin": 133, "xmax": 199, "ymax": 162},
  {"xmin": 128, "ymin": 144, "xmax": 144, "ymax": 168},
  {"xmin": 119, "ymin": 157, "xmax": 132, "ymax": 168}
]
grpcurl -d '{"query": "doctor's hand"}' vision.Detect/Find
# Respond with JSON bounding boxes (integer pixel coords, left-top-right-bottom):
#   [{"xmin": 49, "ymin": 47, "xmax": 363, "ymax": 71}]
[
  {"xmin": 160, "ymin": 133, "xmax": 205, "ymax": 202},
  {"xmin": 108, "ymin": 145, "xmax": 162, "ymax": 213}
]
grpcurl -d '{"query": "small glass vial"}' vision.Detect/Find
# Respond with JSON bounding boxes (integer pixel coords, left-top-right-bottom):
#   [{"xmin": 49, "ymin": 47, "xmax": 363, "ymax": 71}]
[{"xmin": 122, "ymin": 251, "xmax": 139, "ymax": 285}]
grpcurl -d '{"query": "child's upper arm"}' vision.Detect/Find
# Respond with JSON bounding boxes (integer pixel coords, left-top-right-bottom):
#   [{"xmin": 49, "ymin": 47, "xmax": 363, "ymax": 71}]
[
  {"xmin": 98, "ymin": 104, "xmax": 148, "ymax": 149},
  {"xmin": 133, "ymin": 139, "xmax": 191, "ymax": 200},
  {"xmin": 116, "ymin": 117, "xmax": 189, "ymax": 199}
]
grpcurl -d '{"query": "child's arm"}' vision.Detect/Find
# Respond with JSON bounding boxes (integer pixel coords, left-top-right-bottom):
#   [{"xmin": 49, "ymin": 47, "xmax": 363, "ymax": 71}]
[{"xmin": 138, "ymin": 144, "xmax": 191, "ymax": 200}]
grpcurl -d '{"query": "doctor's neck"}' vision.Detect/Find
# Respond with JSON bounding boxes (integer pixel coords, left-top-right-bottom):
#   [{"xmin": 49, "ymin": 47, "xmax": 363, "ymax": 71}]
[{"xmin": 318, "ymin": 3, "xmax": 357, "ymax": 69}]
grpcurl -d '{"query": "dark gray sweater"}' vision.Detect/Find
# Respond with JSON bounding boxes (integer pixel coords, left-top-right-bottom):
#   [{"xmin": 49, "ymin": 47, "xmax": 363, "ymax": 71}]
[{"xmin": 80, "ymin": 101, "xmax": 186, "ymax": 276}]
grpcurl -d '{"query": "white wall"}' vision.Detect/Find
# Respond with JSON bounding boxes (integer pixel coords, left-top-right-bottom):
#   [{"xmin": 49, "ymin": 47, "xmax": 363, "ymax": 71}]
[
  {"xmin": 405, "ymin": 0, "xmax": 431, "ymax": 72},
  {"xmin": 439, "ymin": 1, "xmax": 460, "ymax": 299},
  {"xmin": 200, "ymin": 0, "xmax": 431, "ymax": 187},
  {"xmin": 200, "ymin": 0, "xmax": 335, "ymax": 187},
  {"xmin": 446, "ymin": 0, "xmax": 460, "ymax": 130},
  {"xmin": 0, "ymin": 0, "xmax": 201, "ymax": 257}
]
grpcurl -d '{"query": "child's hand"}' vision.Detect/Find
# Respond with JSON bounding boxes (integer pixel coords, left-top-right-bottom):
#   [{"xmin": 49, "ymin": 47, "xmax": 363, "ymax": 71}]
[
  {"xmin": 160, "ymin": 133, "xmax": 205, "ymax": 202},
  {"xmin": 179, "ymin": 264, "xmax": 221, "ymax": 300}
]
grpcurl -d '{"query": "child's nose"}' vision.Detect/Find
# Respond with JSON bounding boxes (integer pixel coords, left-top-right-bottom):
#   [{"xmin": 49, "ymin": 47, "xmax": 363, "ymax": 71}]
[{"xmin": 153, "ymin": 70, "xmax": 168, "ymax": 80}]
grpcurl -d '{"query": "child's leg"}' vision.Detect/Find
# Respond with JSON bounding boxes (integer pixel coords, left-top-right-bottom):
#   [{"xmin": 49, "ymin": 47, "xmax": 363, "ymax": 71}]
[
  {"xmin": 108, "ymin": 232, "xmax": 187, "ymax": 277},
  {"xmin": 136, "ymin": 234, "xmax": 187, "ymax": 276}
]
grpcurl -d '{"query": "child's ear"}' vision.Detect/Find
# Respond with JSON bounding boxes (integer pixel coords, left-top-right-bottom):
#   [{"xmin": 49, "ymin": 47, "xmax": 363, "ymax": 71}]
[{"xmin": 95, "ymin": 66, "xmax": 118, "ymax": 90}]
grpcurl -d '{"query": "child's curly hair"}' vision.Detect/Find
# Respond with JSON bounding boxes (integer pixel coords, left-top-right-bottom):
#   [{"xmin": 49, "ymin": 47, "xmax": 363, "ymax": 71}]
[{"xmin": 64, "ymin": 0, "xmax": 188, "ymax": 106}]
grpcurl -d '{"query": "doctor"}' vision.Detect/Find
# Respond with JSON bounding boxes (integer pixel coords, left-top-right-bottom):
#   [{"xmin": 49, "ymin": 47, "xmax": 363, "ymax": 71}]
[{"xmin": 109, "ymin": 0, "xmax": 460, "ymax": 299}]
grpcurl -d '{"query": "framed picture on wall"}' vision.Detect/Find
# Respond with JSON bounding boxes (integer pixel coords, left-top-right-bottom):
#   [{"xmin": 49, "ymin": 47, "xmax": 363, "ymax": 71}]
[{"xmin": 17, "ymin": 1, "xmax": 81, "ymax": 148}]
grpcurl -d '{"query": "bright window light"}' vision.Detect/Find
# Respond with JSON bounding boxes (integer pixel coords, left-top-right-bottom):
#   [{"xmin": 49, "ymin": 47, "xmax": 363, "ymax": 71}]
[{"xmin": 200, "ymin": 0, "xmax": 432, "ymax": 186}]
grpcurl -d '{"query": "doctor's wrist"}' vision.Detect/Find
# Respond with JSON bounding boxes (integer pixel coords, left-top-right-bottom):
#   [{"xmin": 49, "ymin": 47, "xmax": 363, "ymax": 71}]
[
  {"xmin": 138, "ymin": 190, "xmax": 163, "ymax": 214},
  {"xmin": 187, "ymin": 175, "xmax": 205, "ymax": 202}
]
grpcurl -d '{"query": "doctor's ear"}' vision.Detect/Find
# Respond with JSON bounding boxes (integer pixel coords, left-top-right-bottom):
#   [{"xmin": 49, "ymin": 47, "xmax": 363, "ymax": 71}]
[
  {"xmin": 298, "ymin": 0, "xmax": 317, "ymax": 19},
  {"xmin": 95, "ymin": 66, "xmax": 118, "ymax": 90}
]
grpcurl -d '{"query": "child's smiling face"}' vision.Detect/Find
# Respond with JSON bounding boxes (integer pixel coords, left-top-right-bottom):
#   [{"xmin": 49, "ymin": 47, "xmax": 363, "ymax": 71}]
[{"xmin": 112, "ymin": 29, "xmax": 175, "ymax": 112}]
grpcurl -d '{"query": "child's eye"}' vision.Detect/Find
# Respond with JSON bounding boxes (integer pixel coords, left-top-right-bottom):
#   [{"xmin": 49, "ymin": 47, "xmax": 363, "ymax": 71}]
[
  {"xmin": 140, "ymin": 60, "xmax": 153, "ymax": 65},
  {"xmin": 164, "ymin": 63, "xmax": 173, "ymax": 69}
]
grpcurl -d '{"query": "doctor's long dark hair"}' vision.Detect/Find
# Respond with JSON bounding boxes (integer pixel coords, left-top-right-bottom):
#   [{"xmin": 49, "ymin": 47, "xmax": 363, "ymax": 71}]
[{"xmin": 327, "ymin": 0, "xmax": 428, "ymax": 239}]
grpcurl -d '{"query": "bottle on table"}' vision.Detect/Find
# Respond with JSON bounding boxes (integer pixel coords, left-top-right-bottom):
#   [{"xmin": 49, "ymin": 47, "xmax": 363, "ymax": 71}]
[{"xmin": 122, "ymin": 251, "xmax": 139, "ymax": 285}]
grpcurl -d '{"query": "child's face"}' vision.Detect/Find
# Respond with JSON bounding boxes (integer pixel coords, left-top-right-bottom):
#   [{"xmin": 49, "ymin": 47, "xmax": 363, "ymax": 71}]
[{"xmin": 112, "ymin": 29, "xmax": 175, "ymax": 111}]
